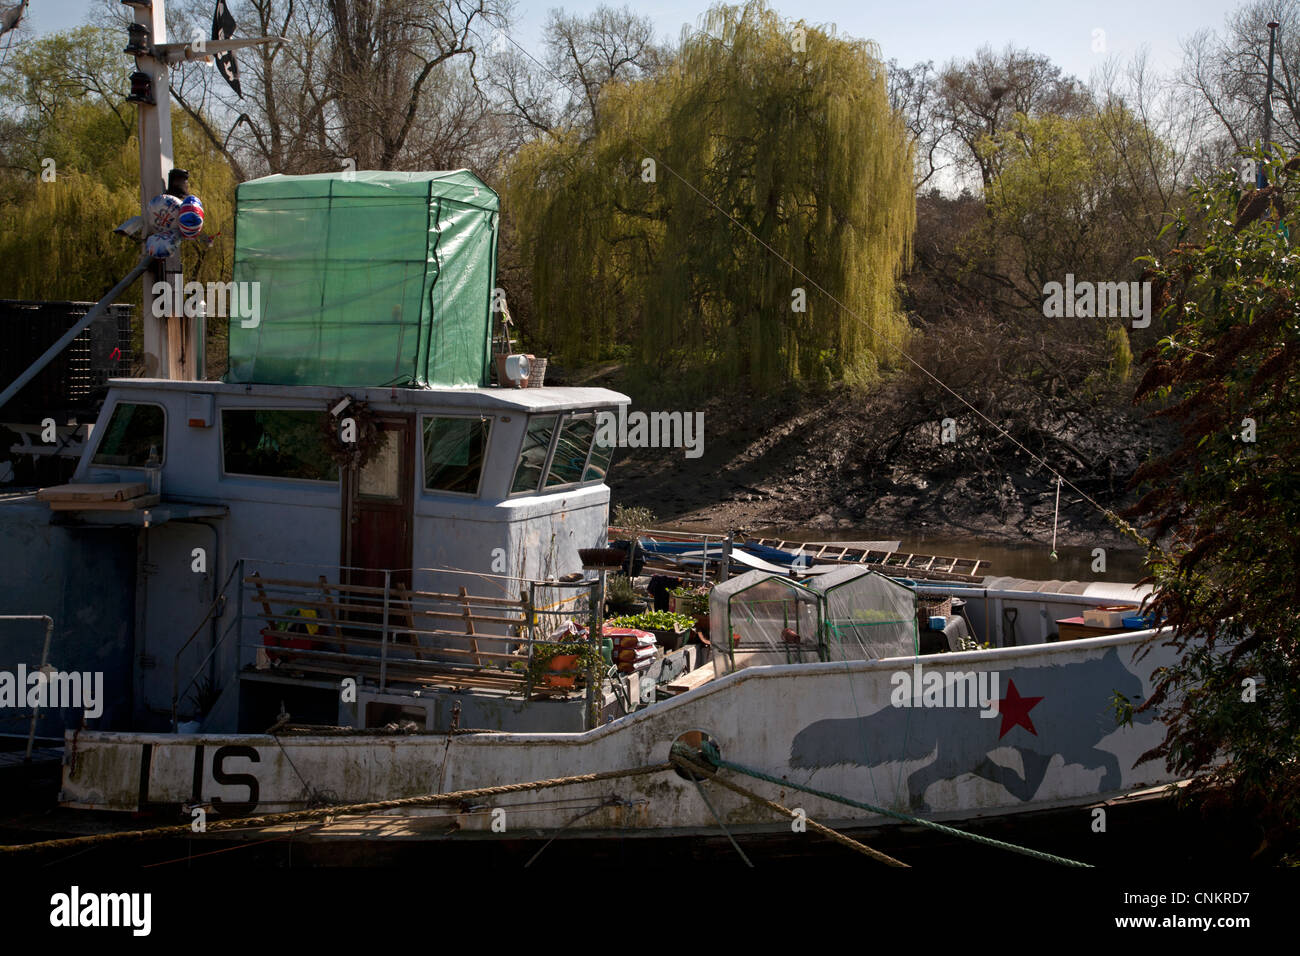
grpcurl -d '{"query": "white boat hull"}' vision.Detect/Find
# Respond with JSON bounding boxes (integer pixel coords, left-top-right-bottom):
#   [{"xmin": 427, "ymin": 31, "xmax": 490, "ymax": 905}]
[{"xmin": 60, "ymin": 629, "xmax": 1179, "ymax": 837}]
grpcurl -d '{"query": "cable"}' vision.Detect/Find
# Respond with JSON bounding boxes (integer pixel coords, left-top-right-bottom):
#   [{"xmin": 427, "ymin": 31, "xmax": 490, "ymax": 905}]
[
  {"xmin": 689, "ymin": 774, "xmax": 754, "ymax": 867},
  {"xmin": 1050, "ymin": 476, "xmax": 1062, "ymax": 561}
]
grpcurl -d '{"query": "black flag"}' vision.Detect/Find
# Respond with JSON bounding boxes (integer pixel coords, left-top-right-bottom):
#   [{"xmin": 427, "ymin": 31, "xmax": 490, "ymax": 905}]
[{"xmin": 211, "ymin": 0, "xmax": 241, "ymax": 98}]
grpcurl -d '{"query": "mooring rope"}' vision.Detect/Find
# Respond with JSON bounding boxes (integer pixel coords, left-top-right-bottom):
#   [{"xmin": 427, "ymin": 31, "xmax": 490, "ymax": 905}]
[
  {"xmin": 0, "ymin": 762, "xmax": 673, "ymax": 856},
  {"xmin": 672, "ymin": 748, "xmax": 906, "ymax": 867},
  {"xmin": 683, "ymin": 742, "xmax": 1091, "ymax": 868},
  {"xmin": 9, "ymin": 745, "xmax": 1093, "ymax": 867}
]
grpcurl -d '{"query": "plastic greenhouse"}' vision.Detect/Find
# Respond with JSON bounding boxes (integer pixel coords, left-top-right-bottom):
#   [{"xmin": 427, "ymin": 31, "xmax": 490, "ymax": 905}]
[
  {"xmin": 806, "ymin": 566, "xmax": 918, "ymax": 662},
  {"xmin": 710, "ymin": 571, "xmax": 820, "ymax": 676},
  {"xmin": 711, "ymin": 567, "xmax": 918, "ymax": 676},
  {"xmin": 227, "ymin": 170, "xmax": 499, "ymax": 389}
]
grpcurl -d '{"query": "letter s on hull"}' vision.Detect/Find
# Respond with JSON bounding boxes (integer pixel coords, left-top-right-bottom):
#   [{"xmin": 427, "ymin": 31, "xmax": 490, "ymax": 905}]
[{"xmin": 210, "ymin": 745, "xmax": 261, "ymax": 815}]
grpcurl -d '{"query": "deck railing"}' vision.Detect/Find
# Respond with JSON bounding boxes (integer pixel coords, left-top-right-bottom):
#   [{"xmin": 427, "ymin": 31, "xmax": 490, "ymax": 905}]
[{"xmin": 172, "ymin": 559, "xmax": 603, "ymax": 729}]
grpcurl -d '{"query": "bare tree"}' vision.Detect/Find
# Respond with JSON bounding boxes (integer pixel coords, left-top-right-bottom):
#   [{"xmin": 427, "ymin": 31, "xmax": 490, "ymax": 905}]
[
  {"xmin": 162, "ymin": 0, "xmax": 511, "ymax": 177},
  {"xmin": 1093, "ymin": 50, "xmax": 1204, "ymax": 228},
  {"xmin": 483, "ymin": 3, "xmax": 664, "ymax": 142},
  {"xmin": 544, "ymin": 4, "xmax": 662, "ymax": 133},
  {"xmin": 935, "ymin": 44, "xmax": 1092, "ymax": 190},
  {"xmin": 1181, "ymin": 1, "xmax": 1300, "ymax": 162},
  {"xmin": 887, "ymin": 59, "xmax": 951, "ymax": 189}
]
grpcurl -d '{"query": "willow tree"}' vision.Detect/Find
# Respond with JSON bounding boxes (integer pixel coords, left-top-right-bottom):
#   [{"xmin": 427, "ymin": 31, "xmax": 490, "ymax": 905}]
[{"xmin": 506, "ymin": 1, "xmax": 915, "ymax": 387}]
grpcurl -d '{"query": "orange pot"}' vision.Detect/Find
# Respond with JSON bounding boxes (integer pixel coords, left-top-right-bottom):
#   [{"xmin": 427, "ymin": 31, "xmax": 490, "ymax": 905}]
[{"xmin": 543, "ymin": 653, "xmax": 580, "ymax": 688}]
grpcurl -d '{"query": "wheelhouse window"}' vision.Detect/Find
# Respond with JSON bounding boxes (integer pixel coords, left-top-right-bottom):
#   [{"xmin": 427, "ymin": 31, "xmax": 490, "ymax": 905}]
[
  {"xmin": 423, "ymin": 416, "xmax": 490, "ymax": 495},
  {"xmin": 222, "ymin": 409, "xmax": 339, "ymax": 482},
  {"xmin": 91, "ymin": 402, "xmax": 165, "ymax": 467},
  {"xmin": 510, "ymin": 410, "xmax": 616, "ymax": 494},
  {"xmin": 544, "ymin": 413, "xmax": 595, "ymax": 488},
  {"xmin": 584, "ymin": 434, "xmax": 615, "ymax": 483},
  {"xmin": 510, "ymin": 414, "xmax": 556, "ymax": 494}
]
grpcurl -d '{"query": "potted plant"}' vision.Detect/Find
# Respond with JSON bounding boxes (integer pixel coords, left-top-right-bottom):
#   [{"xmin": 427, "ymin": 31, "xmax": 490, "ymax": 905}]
[
  {"xmin": 606, "ymin": 609, "xmax": 696, "ymax": 652},
  {"xmin": 669, "ymin": 585, "xmax": 711, "ymax": 638},
  {"xmin": 528, "ymin": 639, "xmax": 602, "ymax": 689},
  {"xmin": 605, "ymin": 574, "xmax": 644, "ymax": 616}
]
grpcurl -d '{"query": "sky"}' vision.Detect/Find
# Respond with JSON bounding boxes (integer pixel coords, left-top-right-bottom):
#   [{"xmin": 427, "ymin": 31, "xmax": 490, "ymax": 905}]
[{"xmin": 22, "ymin": 0, "xmax": 1238, "ymax": 87}]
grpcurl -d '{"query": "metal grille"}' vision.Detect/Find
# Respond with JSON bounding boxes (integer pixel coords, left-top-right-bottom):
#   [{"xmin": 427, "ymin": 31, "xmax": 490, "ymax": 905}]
[{"xmin": 0, "ymin": 300, "xmax": 135, "ymax": 417}]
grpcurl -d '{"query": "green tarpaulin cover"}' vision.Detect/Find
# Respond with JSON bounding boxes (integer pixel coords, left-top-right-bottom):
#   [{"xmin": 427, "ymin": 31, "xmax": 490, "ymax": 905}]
[{"xmin": 227, "ymin": 169, "xmax": 498, "ymax": 388}]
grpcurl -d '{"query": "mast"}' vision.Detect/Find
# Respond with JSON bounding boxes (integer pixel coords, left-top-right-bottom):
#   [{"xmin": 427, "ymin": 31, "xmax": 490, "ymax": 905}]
[
  {"xmin": 123, "ymin": 0, "xmax": 282, "ymax": 380},
  {"xmin": 124, "ymin": 0, "xmax": 193, "ymax": 380}
]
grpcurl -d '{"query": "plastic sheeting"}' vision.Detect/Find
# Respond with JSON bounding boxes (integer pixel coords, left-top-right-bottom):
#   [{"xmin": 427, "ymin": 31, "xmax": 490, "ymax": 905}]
[
  {"xmin": 711, "ymin": 571, "xmax": 820, "ymax": 676},
  {"xmin": 227, "ymin": 170, "xmax": 498, "ymax": 388},
  {"xmin": 711, "ymin": 567, "xmax": 918, "ymax": 676},
  {"xmin": 806, "ymin": 565, "xmax": 917, "ymax": 662}
]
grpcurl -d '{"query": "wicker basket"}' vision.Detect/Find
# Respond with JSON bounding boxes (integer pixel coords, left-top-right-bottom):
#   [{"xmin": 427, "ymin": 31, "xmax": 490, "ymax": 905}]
[
  {"xmin": 916, "ymin": 593, "xmax": 953, "ymax": 625},
  {"xmin": 525, "ymin": 357, "xmax": 547, "ymax": 387}
]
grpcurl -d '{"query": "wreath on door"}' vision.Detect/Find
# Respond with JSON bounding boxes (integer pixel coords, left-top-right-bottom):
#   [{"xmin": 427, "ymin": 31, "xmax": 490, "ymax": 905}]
[{"xmin": 322, "ymin": 397, "xmax": 385, "ymax": 469}]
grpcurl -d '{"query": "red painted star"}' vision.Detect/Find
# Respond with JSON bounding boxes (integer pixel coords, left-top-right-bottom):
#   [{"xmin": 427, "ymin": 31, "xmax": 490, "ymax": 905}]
[{"xmin": 997, "ymin": 679, "xmax": 1044, "ymax": 739}]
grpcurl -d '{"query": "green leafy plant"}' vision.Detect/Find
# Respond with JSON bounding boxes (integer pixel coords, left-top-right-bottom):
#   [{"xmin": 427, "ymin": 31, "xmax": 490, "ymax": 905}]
[
  {"xmin": 607, "ymin": 609, "xmax": 695, "ymax": 632},
  {"xmin": 527, "ymin": 639, "xmax": 603, "ymax": 687},
  {"xmin": 670, "ymin": 586, "xmax": 710, "ymax": 618},
  {"xmin": 850, "ymin": 608, "xmax": 905, "ymax": 623},
  {"xmin": 1126, "ymin": 149, "xmax": 1300, "ymax": 861},
  {"xmin": 1110, "ymin": 689, "xmax": 1137, "ymax": 729}
]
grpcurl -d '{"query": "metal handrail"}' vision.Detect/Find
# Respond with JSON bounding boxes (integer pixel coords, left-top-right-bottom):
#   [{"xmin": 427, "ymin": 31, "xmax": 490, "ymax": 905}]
[{"xmin": 232, "ymin": 568, "xmax": 601, "ymax": 709}]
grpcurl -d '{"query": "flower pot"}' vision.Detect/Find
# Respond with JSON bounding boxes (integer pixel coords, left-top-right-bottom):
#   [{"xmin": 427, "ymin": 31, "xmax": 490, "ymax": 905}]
[
  {"xmin": 543, "ymin": 653, "xmax": 580, "ymax": 688},
  {"xmin": 650, "ymin": 627, "xmax": 686, "ymax": 652}
]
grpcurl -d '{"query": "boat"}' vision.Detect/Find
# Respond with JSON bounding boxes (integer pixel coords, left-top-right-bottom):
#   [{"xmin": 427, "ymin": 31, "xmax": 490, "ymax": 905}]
[
  {"xmin": 2, "ymin": 344, "xmax": 1180, "ymax": 847},
  {"xmin": 0, "ymin": 1, "xmax": 1183, "ymax": 861}
]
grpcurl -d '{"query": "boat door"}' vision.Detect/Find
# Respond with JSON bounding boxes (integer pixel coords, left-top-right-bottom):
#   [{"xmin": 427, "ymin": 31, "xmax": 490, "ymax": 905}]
[{"xmin": 341, "ymin": 414, "xmax": 415, "ymax": 591}]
